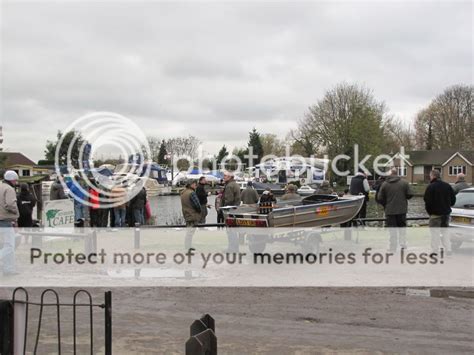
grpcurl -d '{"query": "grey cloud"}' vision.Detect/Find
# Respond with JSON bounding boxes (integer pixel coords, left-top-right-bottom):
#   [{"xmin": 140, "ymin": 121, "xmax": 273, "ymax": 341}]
[{"xmin": 1, "ymin": 1, "xmax": 472, "ymax": 161}]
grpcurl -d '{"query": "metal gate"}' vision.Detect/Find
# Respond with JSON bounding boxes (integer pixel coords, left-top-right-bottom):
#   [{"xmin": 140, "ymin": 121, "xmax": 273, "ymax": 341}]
[{"xmin": 0, "ymin": 287, "xmax": 112, "ymax": 355}]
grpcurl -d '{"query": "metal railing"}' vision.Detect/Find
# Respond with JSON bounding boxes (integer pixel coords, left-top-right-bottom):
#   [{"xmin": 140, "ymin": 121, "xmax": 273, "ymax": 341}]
[{"xmin": 0, "ymin": 288, "xmax": 112, "ymax": 355}]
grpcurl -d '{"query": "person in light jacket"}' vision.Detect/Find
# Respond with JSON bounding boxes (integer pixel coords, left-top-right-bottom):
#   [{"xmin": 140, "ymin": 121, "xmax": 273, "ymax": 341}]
[
  {"xmin": 0, "ymin": 171, "xmax": 20, "ymax": 276},
  {"xmin": 452, "ymin": 173, "xmax": 469, "ymax": 195}
]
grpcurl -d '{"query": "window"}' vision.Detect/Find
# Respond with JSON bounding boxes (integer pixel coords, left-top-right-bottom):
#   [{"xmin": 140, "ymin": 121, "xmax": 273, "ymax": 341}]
[
  {"xmin": 413, "ymin": 166, "xmax": 424, "ymax": 175},
  {"xmin": 448, "ymin": 165, "xmax": 466, "ymax": 176},
  {"xmin": 397, "ymin": 166, "xmax": 407, "ymax": 177},
  {"xmin": 22, "ymin": 169, "xmax": 31, "ymax": 177}
]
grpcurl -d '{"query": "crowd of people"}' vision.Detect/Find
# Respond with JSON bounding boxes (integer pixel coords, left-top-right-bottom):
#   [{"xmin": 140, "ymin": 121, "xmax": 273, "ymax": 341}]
[
  {"xmin": 50, "ymin": 177, "xmax": 150, "ymax": 228},
  {"xmin": 0, "ymin": 166, "xmax": 471, "ymax": 276},
  {"xmin": 354, "ymin": 168, "xmax": 467, "ymax": 254}
]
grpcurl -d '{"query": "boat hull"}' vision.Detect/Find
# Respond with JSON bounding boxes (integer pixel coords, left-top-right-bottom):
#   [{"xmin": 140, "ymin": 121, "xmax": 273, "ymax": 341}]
[{"xmin": 224, "ymin": 195, "xmax": 365, "ymax": 228}]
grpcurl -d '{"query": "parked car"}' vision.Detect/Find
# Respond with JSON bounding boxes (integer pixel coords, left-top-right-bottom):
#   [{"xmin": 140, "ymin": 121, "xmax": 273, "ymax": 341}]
[
  {"xmin": 450, "ymin": 187, "xmax": 474, "ymax": 250},
  {"xmin": 297, "ymin": 185, "xmax": 316, "ymax": 196}
]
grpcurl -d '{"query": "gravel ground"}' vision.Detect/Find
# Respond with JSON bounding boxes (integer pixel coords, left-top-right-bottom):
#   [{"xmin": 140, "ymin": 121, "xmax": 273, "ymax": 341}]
[{"xmin": 0, "ymin": 287, "xmax": 473, "ymax": 354}]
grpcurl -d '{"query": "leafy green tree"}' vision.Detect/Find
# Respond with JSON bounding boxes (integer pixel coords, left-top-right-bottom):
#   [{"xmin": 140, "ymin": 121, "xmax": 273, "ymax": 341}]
[
  {"xmin": 44, "ymin": 130, "xmax": 87, "ymax": 168},
  {"xmin": 157, "ymin": 140, "xmax": 168, "ymax": 165},
  {"xmin": 216, "ymin": 145, "xmax": 228, "ymax": 166},
  {"xmin": 261, "ymin": 133, "xmax": 286, "ymax": 156},
  {"xmin": 248, "ymin": 128, "xmax": 264, "ymax": 165},
  {"xmin": 295, "ymin": 83, "xmax": 388, "ymax": 182}
]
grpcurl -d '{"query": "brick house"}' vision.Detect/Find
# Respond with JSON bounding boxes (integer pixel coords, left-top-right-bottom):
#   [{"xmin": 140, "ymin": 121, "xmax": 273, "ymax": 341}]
[
  {"xmin": 386, "ymin": 150, "xmax": 473, "ymax": 184},
  {"xmin": 0, "ymin": 152, "xmax": 39, "ymax": 177}
]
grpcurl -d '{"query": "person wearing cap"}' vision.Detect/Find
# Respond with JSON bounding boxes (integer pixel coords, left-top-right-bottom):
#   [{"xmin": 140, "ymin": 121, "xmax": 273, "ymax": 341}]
[
  {"xmin": 0, "ymin": 170, "xmax": 20, "ymax": 276},
  {"xmin": 259, "ymin": 188, "xmax": 276, "ymax": 204},
  {"xmin": 181, "ymin": 180, "xmax": 202, "ymax": 224},
  {"xmin": 180, "ymin": 180, "xmax": 202, "ymax": 249},
  {"xmin": 349, "ymin": 168, "xmax": 370, "ymax": 223},
  {"xmin": 452, "ymin": 173, "xmax": 469, "ymax": 195},
  {"xmin": 280, "ymin": 184, "xmax": 300, "ymax": 201},
  {"xmin": 240, "ymin": 181, "xmax": 259, "ymax": 204}
]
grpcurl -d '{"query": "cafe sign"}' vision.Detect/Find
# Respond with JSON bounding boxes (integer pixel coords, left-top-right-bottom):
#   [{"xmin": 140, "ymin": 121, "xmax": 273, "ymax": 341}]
[{"xmin": 42, "ymin": 199, "xmax": 75, "ymax": 228}]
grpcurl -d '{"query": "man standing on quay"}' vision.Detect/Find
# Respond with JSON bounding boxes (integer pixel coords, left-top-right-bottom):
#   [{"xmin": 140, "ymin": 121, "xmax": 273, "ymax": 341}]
[
  {"xmin": 221, "ymin": 171, "xmax": 241, "ymax": 252},
  {"xmin": 424, "ymin": 170, "xmax": 456, "ymax": 254},
  {"xmin": 377, "ymin": 167, "xmax": 413, "ymax": 251},
  {"xmin": 180, "ymin": 179, "xmax": 202, "ymax": 249},
  {"xmin": 195, "ymin": 176, "xmax": 210, "ymax": 224},
  {"xmin": 349, "ymin": 168, "xmax": 370, "ymax": 224},
  {"xmin": 0, "ymin": 170, "xmax": 20, "ymax": 276}
]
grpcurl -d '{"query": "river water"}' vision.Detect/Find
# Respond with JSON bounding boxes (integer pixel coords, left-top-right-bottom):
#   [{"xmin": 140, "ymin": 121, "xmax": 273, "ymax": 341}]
[{"xmin": 149, "ymin": 195, "xmax": 426, "ymax": 226}]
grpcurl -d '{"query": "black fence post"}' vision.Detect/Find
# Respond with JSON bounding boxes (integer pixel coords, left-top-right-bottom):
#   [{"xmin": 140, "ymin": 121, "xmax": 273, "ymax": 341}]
[{"xmin": 104, "ymin": 291, "xmax": 112, "ymax": 355}]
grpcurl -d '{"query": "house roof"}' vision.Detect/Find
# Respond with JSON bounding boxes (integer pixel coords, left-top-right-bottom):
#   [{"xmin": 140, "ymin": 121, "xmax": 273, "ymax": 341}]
[
  {"xmin": 406, "ymin": 150, "xmax": 474, "ymax": 166},
  {"xmin": 441, "ymin": 152, "xmax": 472, "ymax": 166},
  {"xmin": 0, "ymin": 152, "xmax": 36, "ymax": 167}
]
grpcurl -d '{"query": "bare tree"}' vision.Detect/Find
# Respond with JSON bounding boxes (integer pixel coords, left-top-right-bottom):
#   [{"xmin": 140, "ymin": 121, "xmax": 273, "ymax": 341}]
[
  {"xmin": 415, "ymin": 85, "xmax": 473, "ymax": 150},
  {"xmin": 146, "ymin": 136, "xmax": 161, "ymax": 162},
  {"xmin": 261, "ymin": 133, "xmax": 286, "ymax": 156},
  {"xmin": 165, "ymin": 135, "xmax": 201, "ymax": 159},
  {"xmin": 384, "ymin": 117, "xmax": 415, "ymax": 151}
]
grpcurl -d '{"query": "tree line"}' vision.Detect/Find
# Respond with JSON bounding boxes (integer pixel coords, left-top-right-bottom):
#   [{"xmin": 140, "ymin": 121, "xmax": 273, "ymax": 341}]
[{"xmin": 41, "ymin": 82, "xmax": 472, "ymax": 172}]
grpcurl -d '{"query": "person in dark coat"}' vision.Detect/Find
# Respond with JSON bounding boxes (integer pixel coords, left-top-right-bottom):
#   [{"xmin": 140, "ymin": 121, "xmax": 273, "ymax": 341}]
[
  {"xmin": 16, "ymin": 183, "xmax": 36, "ymax": 228},
  {"xmin": 349, "ymin": 168, "xmax": 370, "ymax": 224},
  {"xmin": 259, "ymin": 189, "xmax": 276, "ymax": 204},
  {"xmin": 377, "ymin": 168, "xmax": 413, "ymax": 251},
  {"xmin": 195, "ymin": 176, "xmax": 210, "ymax": 224},
  {"xmin": 424, "ymin": 170, "xmax": 456, "ymax": 254},
  {"xmin": 130, "ymin": 186, "xmax": 147, "ymax": 225},
  {"xmin": 373, "ymin": 176, "xmax": 386, "ymax": 227}
]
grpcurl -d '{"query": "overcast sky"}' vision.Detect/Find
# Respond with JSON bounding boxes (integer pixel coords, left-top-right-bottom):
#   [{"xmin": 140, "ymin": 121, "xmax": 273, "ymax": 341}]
[{"xmin": 1, "ymin": 0, "xmax": 472, "ymax": 161}]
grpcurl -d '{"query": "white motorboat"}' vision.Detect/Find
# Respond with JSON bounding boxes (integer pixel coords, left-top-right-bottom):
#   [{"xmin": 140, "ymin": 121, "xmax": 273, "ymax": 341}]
[{"xmin": 297, "ymin": 185, "xmax": 316, "ymax": 196}]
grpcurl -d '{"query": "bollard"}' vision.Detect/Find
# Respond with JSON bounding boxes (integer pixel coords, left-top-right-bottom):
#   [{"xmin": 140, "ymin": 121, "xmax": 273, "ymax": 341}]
[
  {"xmin": 185, "ymin": 329, "xmax": 217, "ymax": 355},
  {"xmin": 186, "ymin": 314, "xmax": 217, "ymax": 355},
  {"xmin": 190, "ymin": 314, "xmax": 215, "ymax": 335}
]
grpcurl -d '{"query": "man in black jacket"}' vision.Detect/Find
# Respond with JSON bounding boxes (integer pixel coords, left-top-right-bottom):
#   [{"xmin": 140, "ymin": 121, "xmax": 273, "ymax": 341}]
[
  {"xmin": 349, "ymin": 168, "xmax": 370, "ymax": 225},
  {"xmin": 130, "ymin": 187, "xmax": 147, "ymax": 226},
  {"xmin": 195, "ymin": 176, "xmax": 210, "ymax": 224},
  {"xmin": 424, "ymin": 170, "xmax": 456, "ymax": 253}
]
